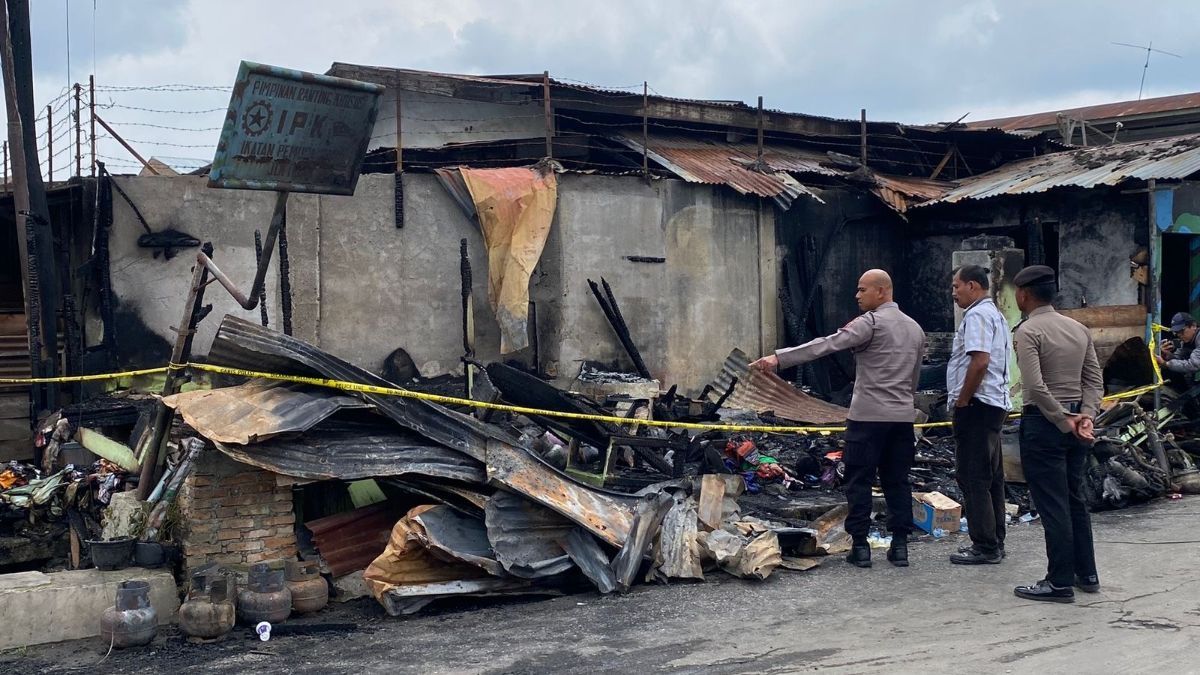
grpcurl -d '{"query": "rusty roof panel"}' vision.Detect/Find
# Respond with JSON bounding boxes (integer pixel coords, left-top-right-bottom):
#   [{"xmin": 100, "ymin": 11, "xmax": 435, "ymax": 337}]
[
  {"xmin": 485, "ymin": 439, "xmax": 637, "ymax": 548},
  {"xmin": 164, "ymin": 379, "xmax": 368, "ymax": 445},
  {"xmin": 611, "ymin": 133, "xmax": 827, "ymax": 209},
  {"xmin": 919, "ymin": 133, "xmax": 1200, "ymax": 206},
  {"xmin": 968, "ymin": 91, "xmax": 1200, "ymax": 131},
  {"xmin": 212, "ymin": 426, "xmax": 486, "ymax": 483},
  {"xmin": 709, "ymin": 349, "xmax": 849, "ymax": 425},
  {"xmin": 308, "ymin": 503, "xmax": 401, "ymax": 577}
]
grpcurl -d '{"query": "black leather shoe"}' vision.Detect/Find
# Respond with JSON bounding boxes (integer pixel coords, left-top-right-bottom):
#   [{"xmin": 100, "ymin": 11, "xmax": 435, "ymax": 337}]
[
  {"xmin": 887, "ymin": 542, "xmax": 909, "ymax": 567},
  {"xmin": 950, "ymin": 546, "xmax": 1002, "ymax": 565},
  {"xmin": 1014, "ymin": 579, "xmax": 1075, "ymax": 603},
  {"xmin": 1075, "ymin": 574, "xmax": 1100, "ymax": 593},
  {"xmin": 846, "ymin": 544, "xmax": 872, "ymax": 568}
]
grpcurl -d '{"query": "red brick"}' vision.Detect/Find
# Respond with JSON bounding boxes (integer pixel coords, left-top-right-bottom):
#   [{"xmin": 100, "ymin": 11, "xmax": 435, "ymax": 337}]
[
  {"xmin": 246, "ymin": 529, "xmax": 272, "ymax": 539},
  {"xmin": 225, "ymin": 540, "xmax": 264, "ymax": 553},
  {"xmin": 270, "ymin": 502, "xmax": 294, "ymax": 515},
  {"xmin": 236, "ymin": 505, "xmax": 271, "ymax": 517},
  {"xmin": 264, "ymin": 536, "xmax": 296, "ymax": 550},
  {"xmin": 218, "ymin": 517, "xmax": 257, "ymax": 530},
  {"xmin": 264, "ymin": 514, "xmax": 294, "ymax": 527},
  {"xmin": 216, "ymin": 506, "xmax": 239, "ymax": 519},
  {"xmin": 216, "ymin": 529, "xmax": 243, "ymax": 542},
  {"xmin": 185, "ymin": 544, "xmax": 223, "ymax": 556},
  {"xmin": 222, "ymin": 494, "xmax": 262, "ymax": 506}
]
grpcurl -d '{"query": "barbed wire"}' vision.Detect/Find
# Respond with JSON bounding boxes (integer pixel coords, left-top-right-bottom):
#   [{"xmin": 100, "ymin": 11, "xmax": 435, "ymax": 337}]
[
  {"xmin": 99, "ymin": 121, "xmax": 223, "ymax": 132},
  {"xmin": 95, "ymin": 84, "xmax": 232, "ymax": 93}
]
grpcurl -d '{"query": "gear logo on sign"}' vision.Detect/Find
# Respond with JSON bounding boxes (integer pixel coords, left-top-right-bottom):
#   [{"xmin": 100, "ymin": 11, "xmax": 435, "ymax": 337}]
[{"xmin": 241, "ymin": 100, "xmax": 273, "ymax": 137}]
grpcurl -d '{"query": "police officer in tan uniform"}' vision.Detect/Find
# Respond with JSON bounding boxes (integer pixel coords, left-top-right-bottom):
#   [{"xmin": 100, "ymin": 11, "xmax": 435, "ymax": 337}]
[
  {"xmin": 753, "ymin": 269, "xmax": 925, "ymax": 569},
  {"xmin": 1010, "ymin": 265, "xmax": 1104, "ymax": 603}
]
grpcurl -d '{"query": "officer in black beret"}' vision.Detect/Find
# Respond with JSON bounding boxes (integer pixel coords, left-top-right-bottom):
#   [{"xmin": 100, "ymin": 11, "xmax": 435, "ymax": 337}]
[{"xmin": 1010, "ymin": 265, "xmax": 1104, "ymax": 603}]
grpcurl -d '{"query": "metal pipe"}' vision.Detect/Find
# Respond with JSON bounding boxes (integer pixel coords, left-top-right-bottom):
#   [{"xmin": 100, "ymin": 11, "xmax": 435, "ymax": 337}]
[{"xmin": 198, "ymin": 191, "xmax": 287, "ymax": 310}]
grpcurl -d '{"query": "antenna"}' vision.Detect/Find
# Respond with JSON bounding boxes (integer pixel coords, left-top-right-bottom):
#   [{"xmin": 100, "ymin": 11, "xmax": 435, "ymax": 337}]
[{"xmin": 1112, "ymin": 41, "xmax": 1182, "ymax": 100}]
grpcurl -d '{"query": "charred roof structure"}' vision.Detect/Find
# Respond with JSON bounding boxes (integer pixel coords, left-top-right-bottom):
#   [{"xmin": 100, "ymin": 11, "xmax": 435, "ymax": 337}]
[{"xmin": 327, "ymin": 63, "xmax": 1055, "ymax": 212}]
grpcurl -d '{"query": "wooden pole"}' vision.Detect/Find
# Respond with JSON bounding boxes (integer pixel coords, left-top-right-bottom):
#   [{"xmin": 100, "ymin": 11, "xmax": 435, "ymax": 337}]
[
  {"xmin": 542, "ymin": 70, "xmax": 552, "ymax": 159},
  {"xmin": 45, "ymin": 103, "xmax": 50, "ymax": 182},
  {"xmin": 393, "ymin": 80, "xmax": 403, "ymax": 229},
  {"xmin": 642, "ymin": 81, "xmax": 648, "ymax": 183},
  {"xmin": 93, "ymin": 113, "xmax": 159, "ymax": 175},
  {"xmin": 4, "ymin": 0, "xmax": 60, "ymax": 412},
  {"xmin": 73, "ymin": 83, "xmax": 81, "ymax": 177},
  {"xmin": 860, "ymin": 108, "xmax": 867, "ymax": 167},
  {"xmin": 88, "ymin": 75, "xmax": 95, "ymax": 176},
  {"xmin": 756, "ymin": 96, "xmax": 764, "ymax": 164}
]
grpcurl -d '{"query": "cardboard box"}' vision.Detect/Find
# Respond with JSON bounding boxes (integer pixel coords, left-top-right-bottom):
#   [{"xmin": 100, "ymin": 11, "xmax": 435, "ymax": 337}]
[{"xmin": 912, "ymin": 491, "xmax": 962, "ymax": 534}]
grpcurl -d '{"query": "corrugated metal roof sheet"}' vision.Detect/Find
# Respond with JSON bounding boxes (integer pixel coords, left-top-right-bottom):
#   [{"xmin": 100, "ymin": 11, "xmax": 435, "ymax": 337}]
[
  {"xmin": 919, "ymin": 133, "xmax": 1200, "ymax": 206},
  {"xmin": 164, "ymin": 379, "xmax": 368, "ymax": 445},
  {"xmin": 709, "ymin": 349, "xmax": 848, "ymax": 425},
  {"xmin": 308, "ymin": 503, "xmax": 401, "ymax": 577},
  {"xmin": 968, "ymin": 91, "xmax": 1200, "ymax": 131},
  {"xmin": 611, "ymin": 133, "xmax": 828, "ymax": 209}
]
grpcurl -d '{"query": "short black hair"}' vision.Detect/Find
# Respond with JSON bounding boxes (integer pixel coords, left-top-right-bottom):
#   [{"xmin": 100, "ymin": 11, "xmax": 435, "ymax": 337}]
[
  {"xmin": 953, "ymin": 264, "xmax": 990, "ymax": 290},
  {"xmin": 1026, "ymin": 281, "xmax": 1056, "ymax": 303}
]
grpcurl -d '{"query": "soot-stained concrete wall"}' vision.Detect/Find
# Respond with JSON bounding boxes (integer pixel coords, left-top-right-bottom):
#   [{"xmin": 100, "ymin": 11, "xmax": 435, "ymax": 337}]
[{"xmin": 108, "ymin": 173, "xmax": 776, "ymax": 393}]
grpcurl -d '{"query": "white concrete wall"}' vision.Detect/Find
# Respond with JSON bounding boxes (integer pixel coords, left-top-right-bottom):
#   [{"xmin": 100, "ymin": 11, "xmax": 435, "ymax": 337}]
[{"xmin": 107, "ymin": 173, "xmax": 776, "ymax": 393}]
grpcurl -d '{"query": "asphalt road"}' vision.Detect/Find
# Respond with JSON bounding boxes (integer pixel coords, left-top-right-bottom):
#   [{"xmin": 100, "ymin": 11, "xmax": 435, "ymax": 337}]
[{"xmin": 7, "ymin": 497, "xmax": 1199, "ymax": 674}]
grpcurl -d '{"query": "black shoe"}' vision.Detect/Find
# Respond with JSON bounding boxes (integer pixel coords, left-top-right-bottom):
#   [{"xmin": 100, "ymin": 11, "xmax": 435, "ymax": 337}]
[
  {"xmin": 887, "ymin": 542, "xmax": 909, "ymax": 567},
  {"xmin": 1014, "ymin": 579, "xmax": 1075, "ymax": 603},
  {"xmin": 846, "ymin": 544, "xmax": 872, "ymax": 568},
  {"xmin": 1075, "ymin": 574, "xmax": 1100, "ymax": 593},
  {"xmin": 949, "ymin": 546, "xmax": 1002, "ymax": 565},
  {"xmin": 999, "ymin": 543, "xmax": 1006, "ymax": 559}
]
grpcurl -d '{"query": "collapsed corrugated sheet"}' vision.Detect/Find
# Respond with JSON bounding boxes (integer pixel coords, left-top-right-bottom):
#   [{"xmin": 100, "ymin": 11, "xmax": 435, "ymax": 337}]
[
  {"xmin": 610, "ymin": 133, "xmax": 825, "ymax": 209},
  {"xmin": 307, "ymin": 503, "xmax": 401, "ymax": 577},
  {"xmin": 870, "ymin": 174, "xmax": 954, "ymax": 214},
  {"xmin": 163, "ymin": 379, "xmax": 368, "ymax": 445},
  {"xmin": 920, "ymin": 133, "xmax": 1200, "ymax": 206},
  {"xmin": 709, "ymin": 348, "xmax": 849, "ymax": 424},
  {"xmin": 363, "ymin": 504, "xmax": 525, "ymax": 616},
  {"xmin": 207, "ymin": 316, "xmax": 640, "ymax": 548},
  {"xmin": 212, "ymin": 424, "xmax": 485, "ymax": 483},
  {"xmin": 207, "ymin": 315, "xmax": 517, "ymax": 462},
  {"xmin": 484, "ymin": 491, "xmax": 573, "ymax": 578}
]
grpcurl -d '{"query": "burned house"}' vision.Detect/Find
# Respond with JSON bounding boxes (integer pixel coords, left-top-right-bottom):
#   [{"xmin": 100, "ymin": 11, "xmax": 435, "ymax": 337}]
[{"xmin": 2, "ymin": 62, "xmax": 1199, "ymax": 643}]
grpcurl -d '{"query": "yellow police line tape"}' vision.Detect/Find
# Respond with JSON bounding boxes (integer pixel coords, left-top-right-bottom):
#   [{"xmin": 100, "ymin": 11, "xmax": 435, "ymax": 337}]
[{"xmin": 0, "ymin": 342, "xmax": 1167, "ymax": 435}]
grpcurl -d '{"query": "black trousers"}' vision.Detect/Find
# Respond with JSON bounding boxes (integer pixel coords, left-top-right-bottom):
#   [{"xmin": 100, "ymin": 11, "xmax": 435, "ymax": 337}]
[
  {"xmin": 843, "ymin": 420, "xmax": 916, "ymax": 539},
  {"xmin": 1019, "ymin": 411, "xmax": 1098, "ymax": 587},
  {"xmin": 952, "ymin": 399, "xmax": 1008, "ymax": 554}
]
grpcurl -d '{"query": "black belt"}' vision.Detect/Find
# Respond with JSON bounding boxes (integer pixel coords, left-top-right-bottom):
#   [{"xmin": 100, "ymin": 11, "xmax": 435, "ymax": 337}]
[{"xmin": 1022, "ymin": 401, "xmax": 1081, "ymax": 416}]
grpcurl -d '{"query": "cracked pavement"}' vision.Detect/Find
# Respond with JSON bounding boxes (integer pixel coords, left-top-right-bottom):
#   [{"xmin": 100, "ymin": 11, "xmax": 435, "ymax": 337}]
[{"xmin": 6, "ymin": 497, "xmax": 1199, "ymax": 674}]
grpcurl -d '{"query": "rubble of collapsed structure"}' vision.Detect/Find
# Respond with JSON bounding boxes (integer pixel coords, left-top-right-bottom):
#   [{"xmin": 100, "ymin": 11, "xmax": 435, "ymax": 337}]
[{"xmin": 3, "ymin": 59, "xmax": 1200, "ymax": 654}]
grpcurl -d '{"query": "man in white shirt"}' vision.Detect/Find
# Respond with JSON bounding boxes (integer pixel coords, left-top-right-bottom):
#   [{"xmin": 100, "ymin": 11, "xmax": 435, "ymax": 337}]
[{"xmin": 945, "ymin": 265, "xmax": 1011, "ymax": 565}]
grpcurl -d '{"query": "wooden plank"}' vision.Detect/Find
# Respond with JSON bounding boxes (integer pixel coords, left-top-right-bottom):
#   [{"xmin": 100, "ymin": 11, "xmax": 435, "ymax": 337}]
[
  {"xmin": 0, "ymin": 394, "xmax": 28, "ymax": 419},
  {"xmin": 1059, "ymin": 304, "xmax": 1146, "ymax": 329},
  {"xmin": 697, "ymin": 474, "xmax": 726, "ymax": 532}
]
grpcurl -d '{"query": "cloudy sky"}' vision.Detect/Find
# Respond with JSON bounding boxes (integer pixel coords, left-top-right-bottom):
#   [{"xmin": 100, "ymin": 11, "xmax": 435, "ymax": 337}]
[{"xmin": 13, "ymin": 0, "xmax": 1200, "ymax": 175}]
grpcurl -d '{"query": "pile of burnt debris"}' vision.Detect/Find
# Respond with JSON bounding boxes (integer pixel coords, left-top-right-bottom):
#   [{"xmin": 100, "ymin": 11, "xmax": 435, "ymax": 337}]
[
  {"xmin": 163, "ymin": 317, "xmax": 864, "ymax": 615},
  {"xmin": 161, "ymin": 317, "xmax": 1200, "ymax": 617}
]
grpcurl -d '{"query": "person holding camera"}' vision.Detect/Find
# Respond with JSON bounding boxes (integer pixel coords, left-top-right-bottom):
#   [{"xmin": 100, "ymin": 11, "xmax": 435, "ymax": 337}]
[{"xmin": 1156, "ymin": 312, "xmax": 1200, "ymax": 384}]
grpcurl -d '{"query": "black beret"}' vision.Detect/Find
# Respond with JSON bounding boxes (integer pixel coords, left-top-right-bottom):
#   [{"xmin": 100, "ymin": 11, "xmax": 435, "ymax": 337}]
[{"xmin": 1013, "ymin": 265, "xmax": 1056, "ymax": 288}]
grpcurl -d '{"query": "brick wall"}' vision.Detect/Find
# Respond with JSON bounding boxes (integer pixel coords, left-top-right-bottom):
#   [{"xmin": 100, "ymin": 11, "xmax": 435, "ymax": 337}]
[{"xmin": 179, "ymin": 446, "xmax": 296, "ymax": 570}]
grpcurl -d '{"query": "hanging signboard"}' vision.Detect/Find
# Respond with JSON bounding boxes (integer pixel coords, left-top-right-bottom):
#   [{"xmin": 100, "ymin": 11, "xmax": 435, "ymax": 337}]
[{"xmin": 209, "ymin": 61, "xmax": 383, "ymax": 195}]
